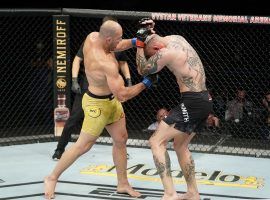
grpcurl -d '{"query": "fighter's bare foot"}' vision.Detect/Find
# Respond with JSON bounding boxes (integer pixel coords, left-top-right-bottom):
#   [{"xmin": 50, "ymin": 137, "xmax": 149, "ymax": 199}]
[
  {"xmin": 161, "ymin": 194, "xmax": 181, "ymax": 200},
  {"xmin": 44, "ymin": 176, "xmax": 57, "ymax": 200},
  {"xmin": 117, "ymin": 185, "xmax": 141, "ymax": 197},
  {"xmin": 178, "ymin": 192, "xmax": 200, "ymax": 200}
]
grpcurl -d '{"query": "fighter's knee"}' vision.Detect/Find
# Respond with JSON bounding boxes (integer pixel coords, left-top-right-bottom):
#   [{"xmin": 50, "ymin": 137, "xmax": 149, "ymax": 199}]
[
  {"xmin": 149, "ymin": 136, "xmax": 156, "ymax": 148},
  {"xmin": 173, "ymin": 141, "xmax": 188, "ymax": 152},
  {"xmin": 72, "ymin": 143, "xmax": 86, "ymax": 155},
  {"xmin": 173, "ymin": 140, "xmax": 181, "ymax": 150},
  {"xmin": 75, "ymin": 138, "xmax": 94, "ymax": 153},
  {"xmin": 149, "ymin": 135, "xmax": 165, "ymax": 150},
  {"xmin": 113, "ymin": 133, "xmax": 128, "ymax": 146}
]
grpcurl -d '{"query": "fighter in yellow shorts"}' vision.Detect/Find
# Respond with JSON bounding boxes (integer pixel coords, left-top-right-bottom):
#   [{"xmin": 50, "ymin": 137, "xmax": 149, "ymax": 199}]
[{"xmin": 44, "ymin": 18, "xmax": 157, "ymax": 200}]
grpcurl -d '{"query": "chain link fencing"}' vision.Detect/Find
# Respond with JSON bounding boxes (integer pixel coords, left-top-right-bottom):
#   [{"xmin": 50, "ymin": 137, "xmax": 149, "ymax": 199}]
[
  {"xmin": 0, "ymin": 14, "xmax": 55, "ymax": 145},
  {"xmin": 0, "ymin": 9, "xmax": 269, "ymax": 157}
]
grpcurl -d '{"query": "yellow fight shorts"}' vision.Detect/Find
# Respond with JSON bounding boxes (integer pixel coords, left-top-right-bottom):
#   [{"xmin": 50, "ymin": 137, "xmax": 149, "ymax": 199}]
[{"xmin": 81, "ymin": 90, "xmax": 125, "ymax": 137}]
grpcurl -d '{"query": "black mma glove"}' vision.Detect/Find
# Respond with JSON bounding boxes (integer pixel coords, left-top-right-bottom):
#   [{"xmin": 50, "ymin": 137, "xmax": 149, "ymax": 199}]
[
  {"xmin": 125, "ymin": 78, "xmax": 132, "ymax": 87},
  {"xmin": 135, "ymin": 28, "xmax": 152, "ymax": 48},
  {"xmin": 71, "ymin": 77, "xmax": 81, "ymax": 94},
  {"xmin": 138, "ymin": 17, "xmax": 155, "ymax": 29},
  {"xmin": 142, "ymin": 73, "xmax": 159, "ymax": 89}
]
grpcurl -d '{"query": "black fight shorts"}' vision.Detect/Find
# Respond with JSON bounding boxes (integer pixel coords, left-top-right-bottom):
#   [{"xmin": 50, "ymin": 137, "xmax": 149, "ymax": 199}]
[{"xmin": 163, "ymin": 91, "xmax": 213, "ymax": 134}]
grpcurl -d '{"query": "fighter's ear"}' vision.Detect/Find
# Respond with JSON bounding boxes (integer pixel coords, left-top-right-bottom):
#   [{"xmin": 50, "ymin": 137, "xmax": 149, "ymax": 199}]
[
  {"xmin": 154, "ymin": 46, "xmax": 159, "ymax": 51},
  {"xmin": 153, "ymin": 44, "xmax": 162, "ymax": 51},
  {"xmin": 105, "ymin": 36, "xmax": 112, "ymax": 43}
]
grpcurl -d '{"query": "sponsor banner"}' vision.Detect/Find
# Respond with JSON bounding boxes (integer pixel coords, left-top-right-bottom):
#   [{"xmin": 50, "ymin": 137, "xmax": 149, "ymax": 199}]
[
  {"xmin": 151, "ymin": 13, "xmax": 270, "ymax": 24},
  {"xmin": 53, "ymin": 15, "xmax": 71, "ymax": 137}
]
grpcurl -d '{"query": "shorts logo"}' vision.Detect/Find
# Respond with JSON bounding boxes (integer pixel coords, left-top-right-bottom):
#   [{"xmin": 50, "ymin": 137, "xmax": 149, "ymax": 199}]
[
  {"xmin": 87, "ymin": 107, "xmax": 101, "ymax": 118},
  {"xmin": 181, "ymin": 103, "xmax": 189, "ymax": 122}
]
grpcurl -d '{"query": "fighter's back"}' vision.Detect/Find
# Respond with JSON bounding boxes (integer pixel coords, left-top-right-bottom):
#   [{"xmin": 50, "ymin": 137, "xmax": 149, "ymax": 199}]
[{"xmin": 165, "ymin": 35, "xmax": 207, "ymax": 92}]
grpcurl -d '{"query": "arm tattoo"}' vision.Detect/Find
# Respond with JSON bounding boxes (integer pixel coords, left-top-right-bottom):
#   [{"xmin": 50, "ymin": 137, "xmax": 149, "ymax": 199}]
[
  {"xmin": 183, "ymin": 155, "xmax": 195, "ymax": 182},
  {"xmin": 136, "ymin": 51, "xmax": 162, "ymax": 76},
  {"xmin": 187, "ymin": 56, "xmax": 199, "ymax": 67}
]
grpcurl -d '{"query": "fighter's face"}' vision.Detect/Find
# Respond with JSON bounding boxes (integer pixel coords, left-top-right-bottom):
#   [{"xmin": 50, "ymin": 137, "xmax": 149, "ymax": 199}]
[
  {"xmin": 109, "ymin": 29, "xmax": 123, "ymax": 51},
  {"xmin": 237, "ymin": 90, "xmax": 246, "ymax": 99},
  {"xmin": 144, "ymin": 44, "xmax": 159, "ymax": 58},
  {"xmin": 157, "ymin": 109, "xmax": 169, "ymax": 122}
]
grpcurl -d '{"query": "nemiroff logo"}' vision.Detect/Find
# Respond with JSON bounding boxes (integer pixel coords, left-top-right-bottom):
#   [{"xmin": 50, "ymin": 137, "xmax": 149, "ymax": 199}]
[{"xmin": 80, "ymin": 164, "xmax": 264, "ymax": 189}]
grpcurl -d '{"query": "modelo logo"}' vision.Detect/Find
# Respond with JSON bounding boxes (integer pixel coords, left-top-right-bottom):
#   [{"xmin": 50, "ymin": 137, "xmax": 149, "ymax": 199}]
[{"xmin": 80, "ymin": 164, "xmax": 264, "ymax": 189}]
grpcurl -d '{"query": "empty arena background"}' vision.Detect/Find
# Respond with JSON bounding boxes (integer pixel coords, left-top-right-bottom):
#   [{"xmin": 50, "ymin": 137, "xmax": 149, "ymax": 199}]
[{"xmin": 0, "ymin": 8, "xmax": 269, "ymax": 157}]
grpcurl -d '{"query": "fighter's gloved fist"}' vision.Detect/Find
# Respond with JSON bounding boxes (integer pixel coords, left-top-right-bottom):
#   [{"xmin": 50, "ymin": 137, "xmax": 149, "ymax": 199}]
[
  {"xmin": 135, "ymin": 28, "xmax": 152, "ymax": 48},
  {"xmin": 125, "ymin": 78, "xmax": 132, "ymax": 87},
  {"xmin": 71, "ymin": 77, "xmax": 81, "ymax": 94},
  {"xmin": 142, "ymin": 73, "xmax": 159, "ymax": 89},
  {"xmin": 138, "ymin": 17, "xmax": 155, "ymax": 30}
]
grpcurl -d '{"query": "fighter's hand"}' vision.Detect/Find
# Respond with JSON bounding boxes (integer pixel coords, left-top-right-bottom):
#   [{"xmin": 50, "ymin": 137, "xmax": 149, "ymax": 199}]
[
  {"xmin": 138, "ymin": 17, "xmax": 155, "ymax": 33},
  {"xmin": 142, "ymin": 73, "xmax": 159, "ymax": 89},
  {"xmin": 71, "ymin": 77, "xmax": 81, "ymax": 94},
  {"xmin": 125, "ymin": 78, "xmax": 133, "ymax": 87},
  {"xmin": 136, "ymin": 28, "xmax": 152, "ymax": 48}
]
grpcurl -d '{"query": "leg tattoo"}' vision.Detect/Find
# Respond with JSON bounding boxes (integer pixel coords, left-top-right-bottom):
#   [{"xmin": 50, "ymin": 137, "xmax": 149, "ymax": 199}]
[
  {"xmin": 153, "ymin": 155, "xmax": 165, "ymax": 178},
  {"xmin": 165, "ymin": 151, "xmax": 172, "ymax": 177},
  {"xmin": 153, "ymin": 151, "xmax": 172, "ymax": 179},
  {"xmin": 184, "ymin": 155, "xmax": 195, "ymax": 182}
]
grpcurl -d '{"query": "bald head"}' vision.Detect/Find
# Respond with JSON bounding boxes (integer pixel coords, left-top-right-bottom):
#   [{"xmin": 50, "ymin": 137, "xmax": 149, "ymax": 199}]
[
  {"xmin": 145, "ymin": 34, "xmax": 158, "ymax": 45},
  {"xmin": 99, "ymin": 20, "xmax": 122, "ymax": 38},
  {"xmin": 144, "ymin": 34, "xmax": 163, "ymax": 58},
  {"xmin": 99, "ymin": 20, "xmax": 123, "ymax": 51}
]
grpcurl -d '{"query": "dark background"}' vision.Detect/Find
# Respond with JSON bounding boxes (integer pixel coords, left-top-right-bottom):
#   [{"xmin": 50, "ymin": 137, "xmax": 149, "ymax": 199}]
[
  {"xmin": 1, "ymin": 0, "xmax": 269, "ymax": 16},
  {"xmin": 0, "ymin": 1, "xmax": 269, "ymax": 156}
]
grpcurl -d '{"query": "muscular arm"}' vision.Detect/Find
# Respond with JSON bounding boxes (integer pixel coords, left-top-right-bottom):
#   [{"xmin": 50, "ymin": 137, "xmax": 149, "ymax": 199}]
[
  {"xmin": 119, "ymin": 61, "xmax": 131, "ymax": 79},
  {"xmin": 114, "ymin": 39, "xmax": 134, "ymax": 51},
  {"xmin": 136, "ymin": 48, "xmax": 167, "ymax": 76},
  {"xmin": 72, "ymin": 55, "xmax": 83, "ymax": 78},
  {"xmin": 105, "ymin": 62, "xmax": 145, "ymax": 102}
]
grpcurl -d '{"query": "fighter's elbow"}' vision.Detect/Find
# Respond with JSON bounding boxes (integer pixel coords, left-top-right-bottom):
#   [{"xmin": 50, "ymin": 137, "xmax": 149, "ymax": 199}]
[
  {"xmin": 115, "ymin": 95, "xmax": 124, "ymax": 102},
  {"xmin": 115, "ymin": 90, "xmax": 129, "ymax": 102}
]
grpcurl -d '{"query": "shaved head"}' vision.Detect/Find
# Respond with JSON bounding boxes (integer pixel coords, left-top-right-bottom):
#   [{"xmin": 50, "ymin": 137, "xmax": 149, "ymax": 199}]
[
  {"xmin": 145, "ymin": 34, "xmax": 158, "ymax": 45},
  {"xmin": 99, "ymin": 20, "xmax": 122, "ymax": 38},
  {"xmin": 99, "ymin": 20, "xmax": 123, "ymax": 51},
  {"xmin": 144, "ymin": 34, "xmax": 162, "ymax": 58}
]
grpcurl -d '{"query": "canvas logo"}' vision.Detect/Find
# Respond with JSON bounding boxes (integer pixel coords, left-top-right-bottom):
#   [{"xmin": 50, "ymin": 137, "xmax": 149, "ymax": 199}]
[
  {"xmin": 88, "ymin": 186, "xmax": 212, "ymax": 200},
  {"xmin": 80, "ymin": 164, "xmax": 264, "ymax": 189}
]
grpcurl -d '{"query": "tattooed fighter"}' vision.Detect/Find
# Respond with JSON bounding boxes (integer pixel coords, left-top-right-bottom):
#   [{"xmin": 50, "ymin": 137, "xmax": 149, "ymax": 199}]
[{"xmin": 135, "ymin": 25, "xmax": 213, "ymax": 200}]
